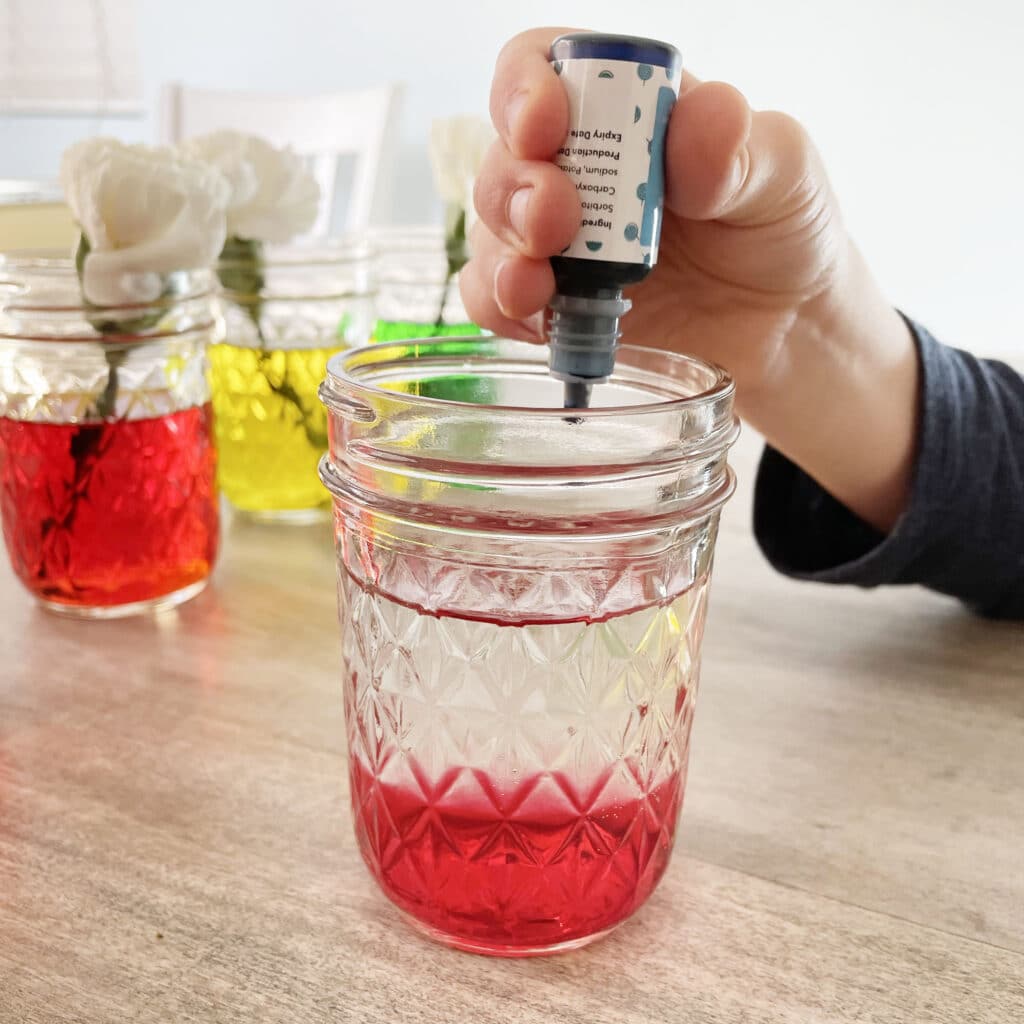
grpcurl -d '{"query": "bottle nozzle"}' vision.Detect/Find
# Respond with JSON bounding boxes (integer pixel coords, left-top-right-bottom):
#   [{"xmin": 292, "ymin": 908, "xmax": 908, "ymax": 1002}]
[
  {"xmin": 548, "ymin": 292, "xmax": 632, "ymax": 408},
  {"xmin": 562, "ymin": 380, "xmax": 593, "ymax": 409}
]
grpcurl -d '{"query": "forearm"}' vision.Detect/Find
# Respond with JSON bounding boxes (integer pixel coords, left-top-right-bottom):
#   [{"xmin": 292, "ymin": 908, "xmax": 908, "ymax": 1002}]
[{"xmin": 753, "ymin": 317, "xmax": 1024, "ymax": 620}]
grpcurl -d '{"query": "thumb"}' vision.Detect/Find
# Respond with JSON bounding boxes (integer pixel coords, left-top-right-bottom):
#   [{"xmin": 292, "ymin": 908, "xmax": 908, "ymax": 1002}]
[{"xmin": 665, "ymin": 81, "xmax": 829, "ymax": 227}]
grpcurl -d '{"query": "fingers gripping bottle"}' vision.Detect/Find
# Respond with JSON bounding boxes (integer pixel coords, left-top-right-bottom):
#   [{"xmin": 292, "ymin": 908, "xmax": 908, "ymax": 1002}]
[{"xmin": 547, "ymin": 33, "xmax": 682, "ymax": 407}]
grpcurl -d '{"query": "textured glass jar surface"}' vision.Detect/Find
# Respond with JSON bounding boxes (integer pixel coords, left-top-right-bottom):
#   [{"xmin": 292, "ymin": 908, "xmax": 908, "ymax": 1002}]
[
  {"xmin": 320, "ymin": 338, "xmax": 736, "ymax": 955},
  {"xmin": 210, "ymin": 241, "xmax": 374, "ymax": 515},
  {"xmin": 0, "ymin": 256, "xmax": 219, "ymax": 610},
  {"xmin": 368, "ymin": 226, "xmax": 476, "ymax": 341}
]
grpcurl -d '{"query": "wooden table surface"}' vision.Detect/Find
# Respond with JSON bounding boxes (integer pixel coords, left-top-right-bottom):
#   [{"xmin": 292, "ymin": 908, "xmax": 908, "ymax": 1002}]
[{"xmin": 1, "ymin": 431, "xmax": 1022, "ymax": 1024}]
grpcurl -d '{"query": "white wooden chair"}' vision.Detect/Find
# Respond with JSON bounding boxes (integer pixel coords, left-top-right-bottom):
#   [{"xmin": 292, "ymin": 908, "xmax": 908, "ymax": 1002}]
[{"xmin": 159, "ymin": 83, "xmax": 403, "ymax": 235}]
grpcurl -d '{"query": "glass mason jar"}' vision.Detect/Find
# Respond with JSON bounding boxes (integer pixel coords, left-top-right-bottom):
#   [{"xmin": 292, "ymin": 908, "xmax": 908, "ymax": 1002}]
[
  {"xmin": 318, "ymin": 337, "xmax": 738, "ymax": 956},
  {"xmin": 370, "ymin": 226, "xmax": 477, "ymax": 341},
  {"xmin": 0, "ymin": 254, "xmax": 220, "ymax": 617},
  {"xmin": 209, "ymin": 240, "xmax": 374, "ymax": 522}
]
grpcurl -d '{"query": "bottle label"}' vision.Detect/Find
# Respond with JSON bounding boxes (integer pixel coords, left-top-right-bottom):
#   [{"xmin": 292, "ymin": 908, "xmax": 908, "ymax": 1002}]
[{"xmin": 552, "ymin": 57, "xmax": 679, "ymax": 266}]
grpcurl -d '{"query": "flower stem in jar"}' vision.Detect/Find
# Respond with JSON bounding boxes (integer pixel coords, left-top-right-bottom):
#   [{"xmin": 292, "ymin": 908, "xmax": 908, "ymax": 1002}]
[
  {"xmin": 436, "ymin": 204, "xmax": 469, "ymax": 328},
  {"xmin": 217, "ymin": 235, "xmax": 327, "ymax": 449},
  {"xmin": 1, "ymin": 408, "xmax": 218, "ymax": 606}
]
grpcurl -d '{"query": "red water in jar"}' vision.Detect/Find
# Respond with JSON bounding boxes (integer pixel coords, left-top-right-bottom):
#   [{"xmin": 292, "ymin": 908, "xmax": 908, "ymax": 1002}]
[
  {"xmin": 0, "ymin": 405, "xmax": 219, "ymax": 608},
  {"xmin": 341, "ymin": 576, "xmax": 703, "ymax": 955},
  {"xmin": 349, "ymin": 753, "xmax": 685, "ymax": 954}
]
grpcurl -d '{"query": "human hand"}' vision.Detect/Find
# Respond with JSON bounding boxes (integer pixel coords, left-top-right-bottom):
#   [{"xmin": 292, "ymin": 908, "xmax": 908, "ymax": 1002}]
[{"xmin": 461, "ymin": 28, "xmax": 919, "ymax": 532}]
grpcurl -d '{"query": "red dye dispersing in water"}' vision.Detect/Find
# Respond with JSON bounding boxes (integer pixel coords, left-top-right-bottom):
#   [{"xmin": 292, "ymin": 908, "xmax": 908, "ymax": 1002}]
[
  {"xmin": 0, "ymin": 406, "xmax": 219, "ymax": 608},
  {"xmin": 349, "ymin": 755, "xmax": 684, "ymax": 953}
]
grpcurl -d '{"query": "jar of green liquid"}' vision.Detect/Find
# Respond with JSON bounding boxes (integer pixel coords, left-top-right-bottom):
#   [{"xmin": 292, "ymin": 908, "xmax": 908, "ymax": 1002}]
[
  {"xmin": 369, "ymin": 226, "xmax": 491, "ymax": 405},
  {"xmin": 209, "ymin": 241, "xmax": 374, "ymax": 522},
  {"xmin": 370, "ymin": 226, "xmax": 478, "ymax": 342}
]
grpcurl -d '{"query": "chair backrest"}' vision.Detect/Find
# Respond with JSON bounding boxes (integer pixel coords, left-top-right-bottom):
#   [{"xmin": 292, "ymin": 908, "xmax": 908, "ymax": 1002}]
[{"xmin": 159, "ymin": 83, "xmax": 403, "ymax": 235}]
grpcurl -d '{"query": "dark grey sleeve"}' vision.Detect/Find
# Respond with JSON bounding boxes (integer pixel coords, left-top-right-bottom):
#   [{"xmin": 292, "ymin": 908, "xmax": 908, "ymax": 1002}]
[{"xmin": 753, "ymin": 318, "xmax": 1024, "ymax": 620}]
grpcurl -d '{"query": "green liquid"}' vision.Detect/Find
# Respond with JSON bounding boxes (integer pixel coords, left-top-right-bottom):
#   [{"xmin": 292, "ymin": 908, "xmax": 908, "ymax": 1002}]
[{"xmin": 370, "ymin": 319, "xmax": 479, "ymax": 342}]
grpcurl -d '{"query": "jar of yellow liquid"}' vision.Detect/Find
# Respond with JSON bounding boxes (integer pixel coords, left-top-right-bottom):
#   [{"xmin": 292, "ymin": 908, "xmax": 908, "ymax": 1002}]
[
  {"xmin": 370, "ymin": 226, "xmax": 477, "ymax": 342},
  {"xmin": 209, "ymin": 241, "xmax": 374, "ymax": 521}
]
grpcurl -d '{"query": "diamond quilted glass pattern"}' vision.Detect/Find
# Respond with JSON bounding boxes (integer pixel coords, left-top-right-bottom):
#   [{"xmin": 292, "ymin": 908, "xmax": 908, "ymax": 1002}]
[
  {"xmin": 208, "ymin": 340, "xmax": 339, "ymax": 512},
  {"xmin": 339, "ymin": 569, "xmax": 710, "ymax": 953},
  {"xmin": 0, "ymin": 324, "xmax": 218, "ymax": 609},
  {"xmin": 0, "ymin": 406, "xmax": 218, "ymax": 607},
  {"xmin": 0, "ymin": 337, "xmax": 208, "ymax": 423}
]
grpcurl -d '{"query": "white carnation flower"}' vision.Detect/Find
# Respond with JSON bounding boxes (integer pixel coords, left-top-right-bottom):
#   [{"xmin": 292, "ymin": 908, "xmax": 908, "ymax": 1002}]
[
  {"xmin": 60, "ymin": 137, "xmax": 230, "ymax": 305},
  {"xmin": 180, "ymin": 130, "xmax": 321, "ymax": 244}
]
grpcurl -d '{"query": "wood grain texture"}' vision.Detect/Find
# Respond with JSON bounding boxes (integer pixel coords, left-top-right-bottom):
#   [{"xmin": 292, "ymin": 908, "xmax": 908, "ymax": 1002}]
[{"xmin": 1, "ymin": 430, "xmax": 1022, "ymax": 1023}]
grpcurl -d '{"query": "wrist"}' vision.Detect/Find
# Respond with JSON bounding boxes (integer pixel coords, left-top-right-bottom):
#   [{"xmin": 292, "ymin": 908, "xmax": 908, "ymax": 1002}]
[{"xmin": 738, "ymin": 241, "xmax": 921, "ymax": 531}]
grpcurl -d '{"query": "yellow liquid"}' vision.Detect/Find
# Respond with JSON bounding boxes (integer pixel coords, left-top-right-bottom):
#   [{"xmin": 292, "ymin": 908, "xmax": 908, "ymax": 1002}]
[{"xmin": 208, "ymin": 343, "xmax": 339, "ymax": 514}]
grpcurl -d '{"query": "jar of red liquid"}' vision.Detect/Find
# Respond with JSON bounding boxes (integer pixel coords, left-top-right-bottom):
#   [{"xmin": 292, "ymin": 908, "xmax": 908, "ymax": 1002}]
[
  {"xmin": 0, "ymin": 254, "xmax": 220, "ymax": 617},
  {"xmin": 318, "ymin": 336, "xmax": 738, "ymax": 956}
]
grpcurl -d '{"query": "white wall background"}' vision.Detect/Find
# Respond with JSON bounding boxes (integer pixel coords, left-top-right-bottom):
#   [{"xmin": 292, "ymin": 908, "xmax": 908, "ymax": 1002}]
[{"xmin": 2, "ymin": 0, "xmax": 1022, "ymax": 355}]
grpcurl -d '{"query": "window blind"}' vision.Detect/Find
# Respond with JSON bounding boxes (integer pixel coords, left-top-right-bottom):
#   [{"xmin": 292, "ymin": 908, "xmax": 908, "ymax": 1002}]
[{"xmin": 0, "ymin": 0, "xmax": 142, "ymax": 114}]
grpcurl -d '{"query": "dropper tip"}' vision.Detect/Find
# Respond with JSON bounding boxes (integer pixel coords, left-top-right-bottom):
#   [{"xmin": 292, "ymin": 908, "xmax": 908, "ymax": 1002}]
[{"xmin": 563, "ymin": 380, "xmax": 593, "ymax": 409}]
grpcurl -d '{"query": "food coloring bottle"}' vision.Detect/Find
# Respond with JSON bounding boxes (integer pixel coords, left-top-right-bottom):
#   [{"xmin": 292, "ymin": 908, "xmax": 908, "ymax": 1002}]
[{"xmin": 547, "ymin": 32, "xmax": 682, "ymax": 407}]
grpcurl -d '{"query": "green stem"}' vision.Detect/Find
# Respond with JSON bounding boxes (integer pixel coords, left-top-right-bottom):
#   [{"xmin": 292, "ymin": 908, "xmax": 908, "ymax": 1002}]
[
  {"xmin": 219, "ymin": 235, "xmax": 327, "ymax": 451},
  {"xmin": 76, "ymin": 235, "xmax": 130, "ymax": 421},
  {"xmin": 92, "ymin": 349, "xmax": 127, "ymax": 420},
  {"xmin": 436, "ymin": 205, "xmax": 469, "ymax": 330},
  {"xmin": 434, "ymin": 273, "xmax": 453, "ymax": 329},
  {"xmin": 38, "ymin": 422, "xmax": 115, "ymax": 555},
  {"xmin": 51, "ymin": 234, "xmax": 135, "ymax": 558},
  {"xmin": 257, "ymin": 347, "xmax": 328, "ymax": 450}
]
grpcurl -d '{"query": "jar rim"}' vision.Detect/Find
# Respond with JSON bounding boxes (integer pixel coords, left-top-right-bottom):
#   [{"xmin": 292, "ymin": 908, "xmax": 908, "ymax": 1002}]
[
  {"xmin": 0, "ymin": 250, "xmax": 214, "ymax": 297},
  {"xmin": 319, "ymin": 336, "xmax": 738, "ymax": 538},
  {"xmin": 321, "ymin": 335, "xmax": 734, "ymax": 417},
  {"xmin": 215, "ymin": 237, "xmax": 373, "ymax": 271},
  {"xmin": 368, "ymin": 224, "xmax": 452, "ymax": 286},
  {"xmin": 0, "ymin": 251, "xmax": 217, "ymax": 343},
  {"xmin": 0, "ymin": 249, "xmax": 73, "ymax": 272},
  {"xmin": 367, "ymin": 224, "xmax": 444, "ymax": 244}
]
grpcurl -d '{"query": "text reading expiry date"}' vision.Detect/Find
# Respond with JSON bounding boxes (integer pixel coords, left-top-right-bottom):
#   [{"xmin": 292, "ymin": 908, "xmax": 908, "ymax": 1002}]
[{"xmin": 570, "ymin": 129, "xmax": 624, "ymax": 143}]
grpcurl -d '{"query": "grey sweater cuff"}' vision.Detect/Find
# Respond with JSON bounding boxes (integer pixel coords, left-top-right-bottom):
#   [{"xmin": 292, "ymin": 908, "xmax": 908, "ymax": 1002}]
[{"xmin": 753, "ymin": 318, "xmax": 1024, "ymax": 619}]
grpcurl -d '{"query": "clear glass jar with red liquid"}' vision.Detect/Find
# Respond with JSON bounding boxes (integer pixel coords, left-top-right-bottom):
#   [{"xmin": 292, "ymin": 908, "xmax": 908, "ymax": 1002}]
[
  {"xmin": 0, "ymin": 254, "xmax": 220, "ymax": 617},
  {"xmin": 318, "ymin": 336, "xmax": 738, "ymax": 956}
]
